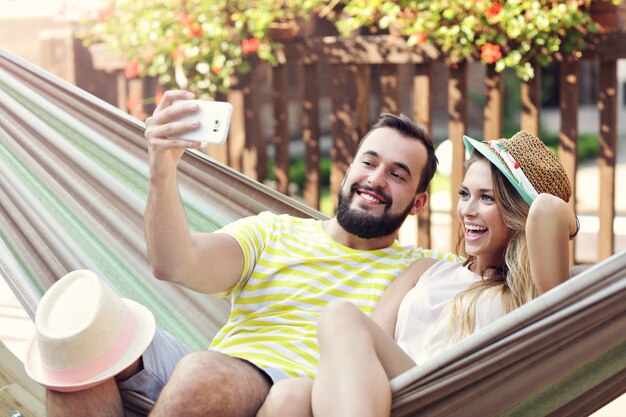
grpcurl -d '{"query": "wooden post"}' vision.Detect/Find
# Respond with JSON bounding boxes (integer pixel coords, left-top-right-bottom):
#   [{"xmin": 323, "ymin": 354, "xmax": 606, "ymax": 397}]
[
  {"xmin": 330, "ymin": 64, "xmax": 361, "ymax": 208},
  {"xmin": 379, "ymin": 64, "xmax": 399, "ymax": 114},
  {"xmin": 598, "ymin": 59, "xmax": 617, "ymax": 260},
  {"xmin": 414, "ymin": 63, "xmax": 433, "ymax": 248},
  {"xmin": 272, "ymin": 63, "xmax": 290, "ymax": 195},
  {"xmin": 484, "ymin": 65, "xmax": 503, "ymax": 140},
  {"xmin": 115, "ymin": 71, "xmax": 127, "ymax": 112},
  {"xmin": 356, "ymin": 66, "xmax": 371, "ymax": 140},
  {"xmin": 241, "ymin": 58, "xmax": 264, "ymax": 181},
  {"xmin": 559, "ymin": 57, "xmax": 579, "ymax": 264},
  {"xmin": 302, "ymin": 63, "xmax": 321, "ymax": 209},
  {"xmin": 520, "ymin": 64, "xmax": 541, "ymax": 136},
  {"xmin": 448, "ymin": 62, "xmax": 468, "ymax": 248},
  {"xmin": 227, "ymin": 88, "xmax": 245, "ymax": 173}
]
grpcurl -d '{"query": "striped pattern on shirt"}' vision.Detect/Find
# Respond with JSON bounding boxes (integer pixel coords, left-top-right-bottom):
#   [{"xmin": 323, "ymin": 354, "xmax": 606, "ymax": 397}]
[{"xmin": 209, "ymin": 211, "xmax": 454, "ymax": 380}]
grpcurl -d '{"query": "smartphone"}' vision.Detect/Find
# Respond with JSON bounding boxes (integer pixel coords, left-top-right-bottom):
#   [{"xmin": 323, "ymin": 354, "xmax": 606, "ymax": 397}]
[{"xmin": 172, "ymin": 100, "xmax": 233, "ymax": 144}]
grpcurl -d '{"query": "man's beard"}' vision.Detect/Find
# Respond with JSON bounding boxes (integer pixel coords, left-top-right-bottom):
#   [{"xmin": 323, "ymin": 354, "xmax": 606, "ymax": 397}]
[{"xmin": 336, "ymin": 184, "xmax": 415, "ymax": 239}]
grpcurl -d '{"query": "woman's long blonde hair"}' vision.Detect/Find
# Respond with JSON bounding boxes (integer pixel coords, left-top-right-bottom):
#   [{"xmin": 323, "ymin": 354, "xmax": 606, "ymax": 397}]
[{"xmin": 447, "ymin": 151, "xmax": 540, "ymax": 340}]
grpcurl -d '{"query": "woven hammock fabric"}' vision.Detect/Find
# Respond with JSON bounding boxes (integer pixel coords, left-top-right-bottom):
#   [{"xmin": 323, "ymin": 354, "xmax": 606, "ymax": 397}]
[
  {"xmin": 0, "ymin": 48, "xmax": 322, "ymax": 351},
  {"xmin": 0, "ymin": 48, "xmax": 624, "ymax": 416}
]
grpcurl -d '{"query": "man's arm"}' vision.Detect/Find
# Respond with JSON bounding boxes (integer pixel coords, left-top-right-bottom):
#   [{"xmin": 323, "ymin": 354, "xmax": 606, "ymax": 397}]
[
  {"xmin": 372, "ymin": 257, "xmax": 437, "ymax": 337},
  {"xmin": 144, "ymin": 90, "xmax": 244, "ymax": 293}
]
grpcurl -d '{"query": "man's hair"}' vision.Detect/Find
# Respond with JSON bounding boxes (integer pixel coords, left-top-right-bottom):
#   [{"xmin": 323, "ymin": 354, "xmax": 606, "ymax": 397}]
[{"xmin": 360, "ymin": 113, "xmax": 437, "ymax": 193}]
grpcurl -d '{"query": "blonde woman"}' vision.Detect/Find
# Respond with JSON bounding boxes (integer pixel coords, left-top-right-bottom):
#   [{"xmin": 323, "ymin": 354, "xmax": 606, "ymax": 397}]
[{"xmin": 257, "ymin": 131, "xmax": 579, "ymax": 417}]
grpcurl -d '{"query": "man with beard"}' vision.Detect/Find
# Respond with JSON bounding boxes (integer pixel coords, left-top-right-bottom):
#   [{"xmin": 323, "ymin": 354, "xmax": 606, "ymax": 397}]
[{"xmin": 47, "ymin": 90, "xmax": 453, "ymax": 417}]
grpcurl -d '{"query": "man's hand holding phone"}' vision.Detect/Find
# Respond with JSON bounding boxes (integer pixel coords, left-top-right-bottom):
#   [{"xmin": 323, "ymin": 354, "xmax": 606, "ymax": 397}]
[{"xmin": 144, "ymin": 90, "xmax": 232, "ymax": 180}]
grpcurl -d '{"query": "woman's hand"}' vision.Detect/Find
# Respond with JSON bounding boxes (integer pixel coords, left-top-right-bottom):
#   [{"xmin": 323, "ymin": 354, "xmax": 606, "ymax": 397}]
[{"xmin": 144, "ymin": 90, "xmax": 203, "ymax": 181}]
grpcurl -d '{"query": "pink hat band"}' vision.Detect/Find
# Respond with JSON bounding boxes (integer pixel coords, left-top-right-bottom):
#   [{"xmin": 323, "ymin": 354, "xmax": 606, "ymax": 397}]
[
  {"xmin": 26, "ymin": 270, "xmax": 156, "ymax": 392},
  {"xmin": 38, "ymin": 311, "xmax": 137, "ymax": 384}
]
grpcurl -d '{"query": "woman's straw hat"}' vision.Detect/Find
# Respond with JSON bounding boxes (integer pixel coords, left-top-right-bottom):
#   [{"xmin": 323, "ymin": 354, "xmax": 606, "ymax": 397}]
[
  {"xmin": 463, "ymin": 130, "xmax": 572, "ymax": 205},
  {"xmin": 25, "ymin": 270, "xmax": 156, "ymax": 392}
]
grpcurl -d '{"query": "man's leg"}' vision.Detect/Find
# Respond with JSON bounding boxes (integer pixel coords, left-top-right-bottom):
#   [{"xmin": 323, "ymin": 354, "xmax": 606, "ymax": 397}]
[
  {"xmin": 150, "ymin": 350, "xmax": 272, "ymax": 417},
  {"xmin": 47, "ymin": 329, "xmax": 189, "ymax": 417},
  {"xmin": 47, "ymin": 378, "xmax": 124, "ymax": 417}
]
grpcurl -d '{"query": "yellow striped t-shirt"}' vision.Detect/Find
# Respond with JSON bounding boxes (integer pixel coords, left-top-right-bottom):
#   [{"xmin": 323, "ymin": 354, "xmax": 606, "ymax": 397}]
[{"xmin": 210, "ymin": 211, "xmax": 453, "ymax": 380}]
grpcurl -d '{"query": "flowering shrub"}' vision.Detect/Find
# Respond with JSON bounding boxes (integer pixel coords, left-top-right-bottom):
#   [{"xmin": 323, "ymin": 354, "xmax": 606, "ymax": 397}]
[
  {"xmin": 81, "ymin": 0, "xmax": 623, "ymax": 97},
  {"xmin": 80, "ymin": 0, "xmax": 326, "ymax": 98},
  {"xmin": 337, "ymin": 0, "xmax": 624, "ymax": 80}
]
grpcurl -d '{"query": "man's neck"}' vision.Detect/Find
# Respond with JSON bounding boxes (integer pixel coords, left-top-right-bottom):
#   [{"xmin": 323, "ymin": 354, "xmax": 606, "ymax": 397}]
[{"xmin": 321, "ymin": 218, "xmax": 398, "ymax": 251}]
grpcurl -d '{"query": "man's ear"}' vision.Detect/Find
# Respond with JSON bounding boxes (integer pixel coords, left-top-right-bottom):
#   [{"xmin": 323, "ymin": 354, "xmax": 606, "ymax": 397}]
[{"xmin": 410, "ymin": 192, "xmax": 428, "ymax": 216}]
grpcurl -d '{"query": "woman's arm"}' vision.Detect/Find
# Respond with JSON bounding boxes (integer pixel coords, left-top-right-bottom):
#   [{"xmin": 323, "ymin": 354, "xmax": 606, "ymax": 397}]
[
  {"xmin": 526, "ymin": 193, "xmax": 578, "ymax": 293},
  {"xmin": 372, "ymin": 258, "xmax": 438, "ymax": 337}
]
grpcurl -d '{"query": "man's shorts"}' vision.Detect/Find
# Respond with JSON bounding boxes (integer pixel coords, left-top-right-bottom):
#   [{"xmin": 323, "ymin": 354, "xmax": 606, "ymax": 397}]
[
  {"xmin": 117, "ymin": 329, "xmax": 277, "ymax": 402},
  {"xmin": 118, "ymin": 329, "xmax": 191, "ymax": 401}
]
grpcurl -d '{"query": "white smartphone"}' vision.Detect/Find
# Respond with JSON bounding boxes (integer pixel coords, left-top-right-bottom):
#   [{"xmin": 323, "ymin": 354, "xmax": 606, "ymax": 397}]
[{"xmin": 172, "ymin": 100, "xmax": 233, "ymax": 144}]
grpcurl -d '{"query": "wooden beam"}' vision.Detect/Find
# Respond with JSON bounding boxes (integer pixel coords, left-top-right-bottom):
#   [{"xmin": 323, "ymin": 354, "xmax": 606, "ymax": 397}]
[
  {"xmin": 272, "ymin": 63, "xmax": 290, "ymax": 195},
  {"xmin": 448, "ymin": 62, "xmax": 468, "ymax": 248},
  {"xmin": 580, "ymin": 32, "xmax": 626, "ymax": 60},
  {"xmin": 284, "ymin": 35, "xmax": 441, "ymax": 65},
  {"xmin": 520, "ymin": 64, "xmax": 541, "ymax": 136},
  {"xmin": 302, "ymin": 63, "xmax": 321, "ymax": 209},
  {"xmin": 484, "ymin": 65, "xmax": 503, "ymax": 140},
  {"xmin": 414, "ymin": 64, "xmax": 433, "ymax": 248},
  {"xmin": 559, "ymin": 57, "xmax": 579, "ymax": 264},
  {"xmin": 598, "ymin": 59, "xmax": 617, "ymax": 260}
]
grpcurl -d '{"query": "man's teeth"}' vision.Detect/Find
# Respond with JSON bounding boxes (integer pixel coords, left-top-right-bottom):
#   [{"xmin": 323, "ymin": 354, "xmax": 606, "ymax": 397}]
[
  {"xmin": 360, "ymin": 193, "xmax": 381, "ymax": 203},
  {"xmin": 465, "ymin": 224, "xmax": 487, "ymax": 232}
]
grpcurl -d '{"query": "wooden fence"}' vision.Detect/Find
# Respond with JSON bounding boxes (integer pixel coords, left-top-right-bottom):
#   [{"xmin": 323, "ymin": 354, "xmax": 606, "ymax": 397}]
[{"xmin": 79, "ymin": 31, "xmax": 626, "ymax": 264}]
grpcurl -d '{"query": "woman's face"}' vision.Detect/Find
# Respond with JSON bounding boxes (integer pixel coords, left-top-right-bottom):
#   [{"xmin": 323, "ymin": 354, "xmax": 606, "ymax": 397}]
[{"xmin": 457, "ymin": 159, "xmax": 510, "ymax": 267}]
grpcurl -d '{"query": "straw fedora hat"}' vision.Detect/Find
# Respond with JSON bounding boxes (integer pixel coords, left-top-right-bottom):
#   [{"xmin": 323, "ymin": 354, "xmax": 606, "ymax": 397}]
[
  {"xmin": 25, "ymin": 270, "xmax": 156, "ymax": 392},
  {"xmin": 463, "ymin": 130, "xmax": 572, "ymax": 205}
]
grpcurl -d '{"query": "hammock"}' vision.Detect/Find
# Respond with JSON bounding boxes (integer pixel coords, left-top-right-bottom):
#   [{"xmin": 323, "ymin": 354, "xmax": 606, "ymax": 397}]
[{"xmin": 1, "ymin": 48, "xmax": 624, "ymax": 416}]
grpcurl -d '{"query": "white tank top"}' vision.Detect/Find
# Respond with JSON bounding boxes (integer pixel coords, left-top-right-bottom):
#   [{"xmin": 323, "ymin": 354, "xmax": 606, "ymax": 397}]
[{"xmin": 394, "ymin": 260, "xmax": 505, "ymax": 364}]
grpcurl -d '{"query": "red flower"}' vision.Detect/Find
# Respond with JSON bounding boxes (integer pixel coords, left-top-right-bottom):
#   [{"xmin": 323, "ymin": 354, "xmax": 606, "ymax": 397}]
[
  {"xmin": 412, "ymin": 31, "xmax": 427, "ymax": 45},
  {"xmin": 486, "ymin": 2, "xmax": 502, "ymax": 19},
  {"xmin": 126, "ymin": 94, "xmax": 142, "ymax": 112},
  {"xmin": 124, "ymin": 60, "xmax": 140, "ymax": 78},
  {"xmin": 480, "ymin": 43, "xmax": 502, "ymax": 64},
  {"xmin": 96, "ymin": 6, "xmax": 114, "ymax": 22},
  {"xmin": 172, "ymin": 45, "xmax": 186, "ymax": 63},
  {"xmin": 241, "ymin": 37, "xmax": 260, "ymax": 54},
  {"xmin": 143, "ymin": 47, "xmax": 154, "ymax": 63},
  {"xmin": 189, "ymin": 22, "xmax": 202, "ymax": 37},
  {"xmin": 178, "ymin": 12, "xmax": 202, "ymax": 38},
  {"xmin": 212, "ymin": 64, "xmax": 223, "ymax": 75}
]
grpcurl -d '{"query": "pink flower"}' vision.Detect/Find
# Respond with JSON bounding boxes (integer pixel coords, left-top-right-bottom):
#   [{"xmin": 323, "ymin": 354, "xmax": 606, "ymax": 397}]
[{"xmin": 480, "ymin": 43, "xmax": 502, "ymax": 64}]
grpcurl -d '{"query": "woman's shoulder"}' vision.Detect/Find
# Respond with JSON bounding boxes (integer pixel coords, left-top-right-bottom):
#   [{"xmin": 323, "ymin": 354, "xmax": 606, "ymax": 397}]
[{"xmin": 408, "ymin": 257, "xmax": 465, "ymax": 279}]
